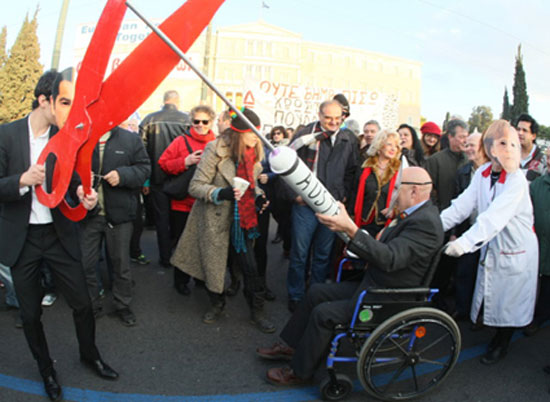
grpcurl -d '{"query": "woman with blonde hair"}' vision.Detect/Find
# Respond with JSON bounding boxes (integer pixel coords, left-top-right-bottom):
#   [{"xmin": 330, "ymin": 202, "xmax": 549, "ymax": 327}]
[
  {"xmin": 171, "ymin": 108, "xmax": 274, "ymax": 333},
  {"xmin": 159, "ymin": 105, "xmax": 216, "ymax": 295},
  {"xmin": 352, "ymin": 129, "xmax": 402, "ymax": 237}
]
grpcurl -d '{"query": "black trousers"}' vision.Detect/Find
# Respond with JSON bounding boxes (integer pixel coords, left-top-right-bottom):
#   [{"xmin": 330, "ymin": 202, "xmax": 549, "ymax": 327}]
[
  {"xmin": 130, "ymin": 193, "xmax": 144, "ymax": 258},
  {"xmin": 533, "ymin": 275, "xmax": 550, "ymax": 325},
  {"xmin": 280, "ymin": 281, "xmax": 359, "ymax": 379},
  {"xmin": 171, "ymin": 210, "xmax": 190, "ymax": 286},
  {"xmin": 150, "ymin": 185, "xmax": 172, "ymax": 265},
  {"xmin": 10, "ymin": 224, "xmax": 100, "ymax": 378}
]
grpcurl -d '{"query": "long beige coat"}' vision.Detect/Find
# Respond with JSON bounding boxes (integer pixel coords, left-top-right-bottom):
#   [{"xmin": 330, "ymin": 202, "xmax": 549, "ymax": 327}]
[{"xmin": 170, "ymin": 135, "xmax": 262, "ymax": 294}]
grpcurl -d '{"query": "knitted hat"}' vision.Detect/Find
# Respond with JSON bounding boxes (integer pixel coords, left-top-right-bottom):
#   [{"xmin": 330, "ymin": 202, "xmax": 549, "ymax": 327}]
[
  {"xmin": 333, "ymin": 93, "xmax": 350, "ymax": 117},
  {"xmin": 420, "ymin": 121, "xmax": 442, "ymax": 136},
  {"xmin": 230, "ymin": 108, "xmax": 261, "ymax": 133}
]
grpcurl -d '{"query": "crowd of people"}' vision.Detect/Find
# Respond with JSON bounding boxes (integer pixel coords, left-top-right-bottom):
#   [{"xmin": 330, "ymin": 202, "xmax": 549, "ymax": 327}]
[{"xmin": 0, "ymin": 69, "xmax": 548, "ymax": 400}]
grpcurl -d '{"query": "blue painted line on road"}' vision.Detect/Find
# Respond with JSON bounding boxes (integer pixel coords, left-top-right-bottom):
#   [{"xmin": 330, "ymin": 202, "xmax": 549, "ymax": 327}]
[{"xmin": 0, "ymin": 331, "xmax": 528, "ymax": 401}]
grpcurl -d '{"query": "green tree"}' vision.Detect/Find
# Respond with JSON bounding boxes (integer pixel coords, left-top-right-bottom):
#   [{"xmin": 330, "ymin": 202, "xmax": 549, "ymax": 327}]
[
  {"xmin": 539, "ymin": 125, "xmax": 550, "ymax": 141},
  {"xmin": 468, "ymin": 105, "xmax": 493, "ymax": 134},
  {"xmin": 442, "ymin": 111, "xmax": 450, "ymax": 132},
  {"xmin": 510, "ymin": 44, "xmax": 529, "ymax": 123},
  {"xmin": 0, "ymin": 10, "xmax": 42, "ymax": 124},
  {"xmin": 501, "ymin": 86, "xmax": 511, "ymax": 121}
]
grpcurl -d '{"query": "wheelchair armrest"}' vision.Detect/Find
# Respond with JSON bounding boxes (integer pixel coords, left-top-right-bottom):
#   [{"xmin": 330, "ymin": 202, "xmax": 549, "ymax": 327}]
[{"xmin": 367, "ymin": 287, "xmax": 432, "ymax": 294}]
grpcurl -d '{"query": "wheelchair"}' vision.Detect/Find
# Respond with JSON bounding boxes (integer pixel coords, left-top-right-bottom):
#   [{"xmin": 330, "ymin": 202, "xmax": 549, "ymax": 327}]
[{"xmin": 320, "ymin": 248, "xmax": 461, "ymax": 401}]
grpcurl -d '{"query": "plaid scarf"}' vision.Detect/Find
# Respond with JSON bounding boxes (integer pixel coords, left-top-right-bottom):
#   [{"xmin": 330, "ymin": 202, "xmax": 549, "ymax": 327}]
[{"xmin": 291, "ymin": 122, "xmax": 336, "ymax": 171}]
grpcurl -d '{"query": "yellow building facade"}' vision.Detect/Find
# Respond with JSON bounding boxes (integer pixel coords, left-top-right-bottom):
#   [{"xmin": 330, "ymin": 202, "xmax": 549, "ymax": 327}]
[{"xmin": 73, "ymin": 20, "xmax": 421, "ymax": 130}]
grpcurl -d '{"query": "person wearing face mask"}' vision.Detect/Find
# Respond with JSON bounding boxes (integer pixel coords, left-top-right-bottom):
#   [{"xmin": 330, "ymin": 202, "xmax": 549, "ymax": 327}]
[
  {"xmin": 170, "ymin": 108, "xmax": 274, "ymax": 333},
  {"xmin": 159, "ymin": 105, "xmax": 217, "ymax": 296},
  {"xmin": 450, "ymin": 130, "xmax": 489, "ymax": 320},
  {"xmin": 351, "ymin": 130, "xmax": 402, "ymax": 238},
  {"xmin": 441, "ymin": 120, "xmax": 538, "ymax": 365},
  {"xmin": 398, "ymin": 123, "xmax": 425, "ymax": 167}
]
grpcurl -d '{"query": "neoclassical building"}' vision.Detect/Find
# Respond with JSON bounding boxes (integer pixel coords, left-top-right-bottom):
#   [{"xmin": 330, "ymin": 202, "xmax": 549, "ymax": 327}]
[{"xmin": 73, "ymin": 20, "xmax": 421, "ymax": 130}]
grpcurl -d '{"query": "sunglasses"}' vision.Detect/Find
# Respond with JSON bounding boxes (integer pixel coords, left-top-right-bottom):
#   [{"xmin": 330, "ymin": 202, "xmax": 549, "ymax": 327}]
[{"xmin": 193, "ymin": 119, "xmax": 210, "ymax": 125}]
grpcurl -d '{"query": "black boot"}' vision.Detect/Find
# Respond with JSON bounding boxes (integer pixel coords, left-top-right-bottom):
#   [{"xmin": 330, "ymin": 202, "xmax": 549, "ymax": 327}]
[
  {"xmin": 203, "ymin": 291, "xmax": 225, "ymax": 324},
  {"xmin": 259, "ymin": 276, "xmax": 276, "ymax": 301},
  {"xmin": 226, "ymin": 278, "xmax": 241, "ymax": 297},
  {"xmin": 249, "ymin": 293, "xmax": 275, "ymax": 333}
]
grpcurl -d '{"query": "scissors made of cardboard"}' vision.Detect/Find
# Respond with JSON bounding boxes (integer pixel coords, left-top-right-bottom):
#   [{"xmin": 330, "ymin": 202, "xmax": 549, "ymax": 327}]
[{"xmin": 36, "ymin": 0, "xmax": 225, "ymax": 221}]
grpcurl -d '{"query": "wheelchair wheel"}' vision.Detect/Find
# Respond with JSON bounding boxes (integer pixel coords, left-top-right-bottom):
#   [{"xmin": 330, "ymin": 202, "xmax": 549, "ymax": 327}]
[
  {"xmin": 320, "ymin": 374, "xmax": 353, "ymax": 401},
  {"xmin": 357, "ymin": 307, "xmax": 460, "ymax": 401}
]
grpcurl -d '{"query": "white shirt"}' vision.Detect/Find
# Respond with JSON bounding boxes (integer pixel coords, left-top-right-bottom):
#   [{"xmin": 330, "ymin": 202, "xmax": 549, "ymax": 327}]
[{"xmin": 25, "ymin": 117, "xmax": 53, "ymax": 224}]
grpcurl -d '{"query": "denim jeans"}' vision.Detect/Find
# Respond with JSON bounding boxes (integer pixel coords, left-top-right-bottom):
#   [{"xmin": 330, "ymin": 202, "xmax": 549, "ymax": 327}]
[
  {"xmin": 287, "ymin": 204, "xmax": 336, "ymax": 302},
  {"xmin": 0, "ymin": 262, "xmax": 19, "ymax": 308}
]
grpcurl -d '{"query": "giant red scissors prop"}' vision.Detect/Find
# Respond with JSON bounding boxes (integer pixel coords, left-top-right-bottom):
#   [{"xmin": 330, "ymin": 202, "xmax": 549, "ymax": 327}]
[{"xmin": 36, "ymin": 0, "xmax": 225, "ymax": 221}]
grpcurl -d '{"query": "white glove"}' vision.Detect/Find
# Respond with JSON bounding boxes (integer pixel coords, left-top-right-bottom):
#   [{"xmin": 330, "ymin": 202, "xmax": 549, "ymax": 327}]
[{"xmin": 444, "ymin": 240, "xmax": 465, "ymax": 257}]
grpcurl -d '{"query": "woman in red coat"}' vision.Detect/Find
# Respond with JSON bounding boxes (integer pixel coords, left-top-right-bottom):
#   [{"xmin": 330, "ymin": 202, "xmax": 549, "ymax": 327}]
[{"xmin": 159, "ymin": 105, "xmax": 216, "ymax": 295}]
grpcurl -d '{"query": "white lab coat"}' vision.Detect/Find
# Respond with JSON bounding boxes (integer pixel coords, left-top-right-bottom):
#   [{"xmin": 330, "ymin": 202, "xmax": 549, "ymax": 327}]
[{"xmin": 441, "ymin": 162, "xmax": 538, "ymax": 327}]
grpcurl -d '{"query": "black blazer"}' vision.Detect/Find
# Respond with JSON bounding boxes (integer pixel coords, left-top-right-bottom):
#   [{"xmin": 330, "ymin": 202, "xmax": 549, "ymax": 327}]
[
  {"xmin": 348, "ymin": 200, "xmax": 444, "ymax": 288},
  {"xmin": 0, "ymin": 116, "xmax": 82, "ymax": 266}
]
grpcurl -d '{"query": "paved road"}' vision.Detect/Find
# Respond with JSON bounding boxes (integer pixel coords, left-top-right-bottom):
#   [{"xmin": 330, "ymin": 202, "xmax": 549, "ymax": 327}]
[{"xmin": 1, "ymin": 223, "xmax": 549, "ymax": 401}]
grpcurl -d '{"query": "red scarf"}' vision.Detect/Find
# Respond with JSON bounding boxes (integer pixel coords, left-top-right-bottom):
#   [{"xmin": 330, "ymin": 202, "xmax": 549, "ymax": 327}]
[
  {"xmin": 236, "ymin": 147, "xmax": 257, "ymax": 230},
  {"xmin": 353, "ymin": 168, "xmax": 399, "ymax": 228},
  {"xmin": 189, "ymin": 126, "xmax": 215, "ymax": 143}
]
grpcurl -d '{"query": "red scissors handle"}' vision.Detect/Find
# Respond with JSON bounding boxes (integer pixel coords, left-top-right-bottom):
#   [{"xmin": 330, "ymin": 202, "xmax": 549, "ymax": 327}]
[
  {"xmin": 35, "ymin": 0, "xmax": 127, "ymax": 210},
  {"xmin": 36, "ymin": 0, "xmax": 226, "ymax": 221}
]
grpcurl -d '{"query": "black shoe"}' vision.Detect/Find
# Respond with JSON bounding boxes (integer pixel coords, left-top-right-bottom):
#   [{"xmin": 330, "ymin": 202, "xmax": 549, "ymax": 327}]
[
  {"xmin": 226, "ymin": 279, "xmax": 241, "ymax": 297},
  {"xmin": 116, "ymin": 308, "xmax": 137, "ymax": 327},
  {"xmin": 480, "ymin": 346, "xmax": 507, "ymax": 365},
  {"xmin": 175, "ymin": 282, "xmax": 191, "ymax": 296},
  {"xmin": 264, "ymin": 288, "xmax": 276, "ymax": 301},
  {"xmin": 288, "ymin": 300, "xmax": 299, "ymax": 313},
  {"xmin": 43, "ymin": 373, "xmax": 62, "ymax": 401},
  {"xmin": 81, "ymin": 358, "xmax": 119, "ymax": 380},
  {"xmin": 14, "ymin": 314, "xmax": 23, "ymax": 329},
  {"xmin": 251, "ymin": 314, "xmax": 276, "ymax": 334},
  {"xmin": 203, "ymin": 304, "xmax": 224, "ymax": 324},
  {"xmin": 160, "ymin": 261, "xmax": 172, "ymax": 269}
]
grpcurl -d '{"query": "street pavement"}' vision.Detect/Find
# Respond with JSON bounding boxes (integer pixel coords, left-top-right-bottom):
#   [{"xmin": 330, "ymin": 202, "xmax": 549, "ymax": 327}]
[{"xmin": 1, "ymin": 222, "xmax": 549, "ymax": 401}]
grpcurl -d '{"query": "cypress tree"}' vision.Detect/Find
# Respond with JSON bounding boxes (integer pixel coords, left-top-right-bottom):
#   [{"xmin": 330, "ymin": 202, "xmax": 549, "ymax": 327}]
[
  {"xmin": 510, "ymin": 44, "xmax": 529, "ymax": 123},
  {"xmin": 0, "ymin": 10, "xmax": 43, "ymax": 124},
  {"xmin": 442, "ymin": 111, "xmax": 450, "ymax": 132},
  {"xmin": 501, "ymin": 86, "xmax": 511, "ymax": 121}
]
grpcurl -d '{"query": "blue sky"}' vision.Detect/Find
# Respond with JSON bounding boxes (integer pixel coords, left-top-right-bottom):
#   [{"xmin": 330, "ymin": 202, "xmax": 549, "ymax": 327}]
[{"xmin": 2, "ymin": 0, "xmax": 549, "ymax": 126}]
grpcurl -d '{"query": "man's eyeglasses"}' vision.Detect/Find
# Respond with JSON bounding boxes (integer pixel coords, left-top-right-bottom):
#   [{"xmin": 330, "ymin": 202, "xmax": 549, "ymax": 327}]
[
  {"xmin": 400, "ymin": 181, "xmax": 432, "ymax": 186},
  {"xmin": 273, "ymin": 131, "xmax": 283, "ymax": 135},
  {"xmin": 193, "ymin": 119, "xmax": 210, "ymax": 125},
  {"xmin": 321, "ymin": 114, "xmax": 342, "ymax": 122}
]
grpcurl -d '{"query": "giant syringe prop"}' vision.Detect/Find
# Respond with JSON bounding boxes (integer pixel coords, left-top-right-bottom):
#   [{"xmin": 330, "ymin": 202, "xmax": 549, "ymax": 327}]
[{"xmin": 127, "ymin": 1, "xmax": 350, "ymax": 242}]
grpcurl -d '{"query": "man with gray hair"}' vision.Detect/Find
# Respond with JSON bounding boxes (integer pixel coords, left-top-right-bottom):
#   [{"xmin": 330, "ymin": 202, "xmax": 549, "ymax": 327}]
[
  {"xmin": 140, "ymin": 90, "xmax": 190, "ymax": 268},
  {"xmin": 285, "ymin": 99, "xmax": 358, "ymax": 312}
]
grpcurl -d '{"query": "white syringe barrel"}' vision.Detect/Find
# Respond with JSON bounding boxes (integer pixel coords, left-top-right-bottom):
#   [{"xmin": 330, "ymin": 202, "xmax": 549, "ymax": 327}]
[{"xmin": 269, "ymin": 146, "xmax": 350, "ymax": 242}]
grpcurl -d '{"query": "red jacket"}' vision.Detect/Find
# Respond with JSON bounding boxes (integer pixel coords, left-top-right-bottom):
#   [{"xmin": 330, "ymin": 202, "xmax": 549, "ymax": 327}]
[{"xmin": 158, "ymin": 134, "xmax": 213, "ymax": 212}]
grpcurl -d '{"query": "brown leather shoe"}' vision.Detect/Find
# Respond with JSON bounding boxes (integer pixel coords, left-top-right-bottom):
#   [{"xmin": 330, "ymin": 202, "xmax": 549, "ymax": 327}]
[
  {"xmin": 257, "ymin": 342, "xmax": 294, "ymax": 361},
  {"xmin": 266, "ymin": 366, "xmax": 307, "ymax": 386}
]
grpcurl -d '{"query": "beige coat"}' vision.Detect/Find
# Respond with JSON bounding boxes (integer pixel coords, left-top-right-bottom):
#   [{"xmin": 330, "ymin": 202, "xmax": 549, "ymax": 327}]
[{"xmin": 170, "ymin": 136, "xmax": 262, "ymax": 294}]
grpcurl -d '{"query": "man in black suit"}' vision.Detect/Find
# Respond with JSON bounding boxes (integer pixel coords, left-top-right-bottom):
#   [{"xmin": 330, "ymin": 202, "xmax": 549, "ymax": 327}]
[
  {"xmin": 0, "ymin": 70, "xmax": 118, "ymax": 401},
  {"xmin": 257, "ymin": 167, "xmax": 444, "ymax": 385}
]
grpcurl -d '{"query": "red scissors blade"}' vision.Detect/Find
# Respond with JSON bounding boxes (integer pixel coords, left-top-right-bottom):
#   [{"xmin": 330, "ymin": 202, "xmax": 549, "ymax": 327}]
[
  {"xmin": 35, "ymin": 0, "xmax": 127, "ymax": 209},
  {"xmin": 61, "ymin": 0, "xmax": 226, "ymax": 221}
]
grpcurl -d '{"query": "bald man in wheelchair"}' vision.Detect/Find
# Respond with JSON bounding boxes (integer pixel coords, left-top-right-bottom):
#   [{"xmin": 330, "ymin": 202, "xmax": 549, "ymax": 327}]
[{"xmin": 257, "ymin": 166, "xmax": 444, "ymax": 386}]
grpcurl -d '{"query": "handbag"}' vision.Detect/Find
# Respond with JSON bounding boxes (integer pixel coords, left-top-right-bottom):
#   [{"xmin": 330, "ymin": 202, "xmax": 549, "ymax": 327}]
[{"xmin": 162, "ymin": 135, "xmax": 197, "ymax": 200}]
